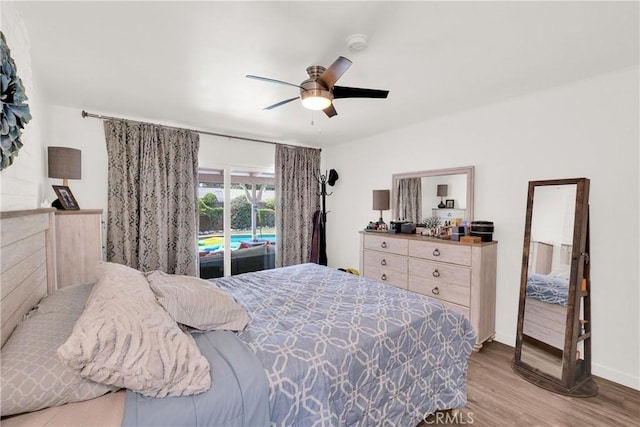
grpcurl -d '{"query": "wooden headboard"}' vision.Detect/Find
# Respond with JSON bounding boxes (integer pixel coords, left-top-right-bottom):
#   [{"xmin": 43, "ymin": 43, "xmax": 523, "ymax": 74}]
[
  {"xmin": 1, "ymin": 208, "xmax": 57, "ymax": 346},
  {"xmin": 529, "ymin": 241, "xmax": 553, "ymax": 275}
]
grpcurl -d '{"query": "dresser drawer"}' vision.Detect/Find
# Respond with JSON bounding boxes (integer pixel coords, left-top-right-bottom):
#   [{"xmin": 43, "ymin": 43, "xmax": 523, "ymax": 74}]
[
  {"xmin": 431, "ymin": 298, "xmax": 470, "ymax": 320},
  {"xmin": 409, "ymin": 240, "xmax": 471, "ymax": 266},
  {"xmin": 408, "ymin": 258, "xmax": 470, "ymax": 287},
  {"xmin": 364, "ymin": 266, "xmax": 407, "ymax": 289},
  {"xmin": 408, "ymin": 275, "xmax": 470, "ymax": 307},
  {"xmin": 364, "ymin": 234, "xmax": 408, "ymax": 256},
  {"xmin": 364, "ymin": 251, "xmax": 407, "ymax": 273}
]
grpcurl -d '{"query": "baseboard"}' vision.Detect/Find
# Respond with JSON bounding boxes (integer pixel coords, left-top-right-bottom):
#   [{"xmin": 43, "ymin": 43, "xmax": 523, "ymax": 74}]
[
  {"xmin": 492, "ymin": 333, "xmax": 639, "ymax": 391},
  {"xmin": 592, "ymin": 363, "xmax": 640, "ymax": 391},
  {"xmin": 493, "ymin": 332, "xmax": 514, "ymax": 348}
]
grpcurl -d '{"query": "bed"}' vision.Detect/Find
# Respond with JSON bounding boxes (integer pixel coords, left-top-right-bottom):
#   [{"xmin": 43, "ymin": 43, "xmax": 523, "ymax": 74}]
[
  {"xmin": 1, "ymin": 209, "xmax": 476, "ymax": 426},
  {"xmin": 523, "ymin": 241, "xmax": 571, "ymax": 350}
]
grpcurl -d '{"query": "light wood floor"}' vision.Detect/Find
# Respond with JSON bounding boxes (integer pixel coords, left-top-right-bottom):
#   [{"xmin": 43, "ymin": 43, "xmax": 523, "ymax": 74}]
[{"xmin": 426, "ymin": 341, "xmax": 639, "ymax": 426}]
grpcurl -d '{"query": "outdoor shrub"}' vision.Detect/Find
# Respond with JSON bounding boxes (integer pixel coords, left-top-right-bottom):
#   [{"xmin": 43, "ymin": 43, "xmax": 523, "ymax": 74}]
[
  {"xmin": 258, "ymin": 208, "xmax": 275, "ymax": 228},
  {"xmin": 230, "ymin": 195, "xmax": 252, "ymax": 229}
]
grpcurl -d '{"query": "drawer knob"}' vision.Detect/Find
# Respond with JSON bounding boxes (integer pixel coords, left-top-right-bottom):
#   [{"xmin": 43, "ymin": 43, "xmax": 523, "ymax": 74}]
[
  {"xmin": 433, "ymin": 248, "xmax": 440, "ymax": 257},
  {"xmin": 380, "ymin": 259, "xmax": 387, "ymax": 266},
  {"xmin": 432, "ymin": 286, "xmax": 440, "ymax": 295},
  {"xmin": 381, "ymin": 274, "xmax": 387, "ymax": 281},
  {"xmin": 381, "ymin": 241, "xmax": 387, "ymax": 249},
  {"xmin": 432, "ymin": 269, "xmax": 440, "ymax": 278}
]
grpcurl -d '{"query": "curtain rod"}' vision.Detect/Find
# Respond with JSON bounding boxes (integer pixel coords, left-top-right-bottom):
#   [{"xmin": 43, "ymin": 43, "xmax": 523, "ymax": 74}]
[{"xmin": 81, "ymin": 110, "xmax": 319, "ymax": 151}]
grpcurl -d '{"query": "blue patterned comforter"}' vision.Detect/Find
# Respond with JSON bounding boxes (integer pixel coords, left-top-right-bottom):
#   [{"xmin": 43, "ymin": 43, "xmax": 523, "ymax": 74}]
[
  {"xmin": 526, "ymin": 273, "xmax": 569, "ymax": 306},
  {"xmin": 214, "ymin": 263, "xmax": 476, "ymax": 426}
]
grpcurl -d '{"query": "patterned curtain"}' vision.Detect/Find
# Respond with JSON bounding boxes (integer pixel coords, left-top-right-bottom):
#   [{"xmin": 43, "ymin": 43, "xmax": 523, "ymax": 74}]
[
  {"xmin": 275, "ymin": 145, "xmax": 321, "ymax": 267},
  {"xmin": 397, "ymin": 178, "xmax": 422, "ymax": 223},
  {"xmin": 103, "ymin": 120, "xmax": 200, "ymax": 275}
]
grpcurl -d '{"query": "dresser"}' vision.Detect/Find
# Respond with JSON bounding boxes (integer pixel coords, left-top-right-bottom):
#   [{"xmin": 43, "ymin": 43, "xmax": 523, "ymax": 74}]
[
  {"xmin": 431, "ymin": 208, "xmax": 466, "ymax": 222},
  {"xmin": 359, "ymin": 231, "xmax": 497, "ymax": 350},
  {"xmin": 54, "ymin": 210, "xmax": 103, "ymax": 288}
]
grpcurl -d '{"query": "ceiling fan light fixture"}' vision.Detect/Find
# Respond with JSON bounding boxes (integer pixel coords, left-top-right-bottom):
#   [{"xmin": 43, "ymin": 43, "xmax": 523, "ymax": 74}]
[{"xmin": 301, "ymin": 89, "xmax": 332, "ymax": 110}]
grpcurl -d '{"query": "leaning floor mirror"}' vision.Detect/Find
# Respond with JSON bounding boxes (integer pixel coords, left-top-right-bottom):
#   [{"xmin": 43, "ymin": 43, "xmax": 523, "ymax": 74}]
[{"xmin": 512, "ymin": 178, "xmax": 597, "ymax": 397}]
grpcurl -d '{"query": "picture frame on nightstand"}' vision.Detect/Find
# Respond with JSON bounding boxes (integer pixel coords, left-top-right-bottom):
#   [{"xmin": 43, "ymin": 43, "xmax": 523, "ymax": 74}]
[{"xmin": 52, "ymin": 185, "xmax": 80, "ymax": 210}]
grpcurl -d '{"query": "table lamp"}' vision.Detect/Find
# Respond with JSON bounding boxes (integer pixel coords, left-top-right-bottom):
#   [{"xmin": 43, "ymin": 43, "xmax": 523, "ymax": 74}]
[
  {"xmin": 372, "ymin": 189, "xmax": 390, "ymax": 226},
  {"xmin": 48, "ymin": 147, "xmax": 81, "ymax": 186},
  {"xmin": 48, "ymin": 147, "xmax": 81, "ymax": 209},
  {"xmin": 437, "ymin": 184, "xmax": 448, "ymax": 208}
]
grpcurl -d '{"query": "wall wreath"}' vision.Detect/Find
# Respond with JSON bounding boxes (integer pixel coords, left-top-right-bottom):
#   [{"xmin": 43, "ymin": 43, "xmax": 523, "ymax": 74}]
[{"xmin": 1, "ymin": 31, "xmax": 32, "ymax": 171}]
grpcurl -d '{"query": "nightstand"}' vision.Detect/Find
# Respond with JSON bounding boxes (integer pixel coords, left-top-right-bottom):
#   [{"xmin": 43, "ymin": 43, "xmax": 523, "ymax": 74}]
[{"xmin": 54, "ymin": 209, "xmax": 103, "ymax": 288}]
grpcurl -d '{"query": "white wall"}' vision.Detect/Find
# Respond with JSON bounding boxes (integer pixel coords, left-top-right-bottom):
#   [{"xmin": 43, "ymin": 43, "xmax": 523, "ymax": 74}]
[
  {"xmin": 0, "ymin": 3, "xmax": 50, "ymax": 210},
  {"xmin": 323, "ymin": 67, "xmax": 639, "ymax": 390}
]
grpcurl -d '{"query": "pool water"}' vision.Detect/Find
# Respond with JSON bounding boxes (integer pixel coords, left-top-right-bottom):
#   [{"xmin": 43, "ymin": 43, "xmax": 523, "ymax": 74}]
[{"xmin": 199, "ymin": 234, "xmax": 276, "ymax": 252}]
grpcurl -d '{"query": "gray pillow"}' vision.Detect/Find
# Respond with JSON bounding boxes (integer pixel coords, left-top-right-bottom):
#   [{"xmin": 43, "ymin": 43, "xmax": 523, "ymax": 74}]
[
  {"xmin": 1, "ymin": 283, "xmax": 117, "ymax": 417},
  {"xmin": 146, "ymin": 270, "xmax": 249, "ymax": 331}
]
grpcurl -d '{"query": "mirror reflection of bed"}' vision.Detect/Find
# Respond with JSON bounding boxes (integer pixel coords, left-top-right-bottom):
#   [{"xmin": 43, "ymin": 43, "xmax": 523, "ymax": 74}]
[
  {"xmin": 524, "ymin": 241, "xmax": 571, "ymax": 349},
  {"xmin": 521, "ymin": 241, "xmax": 572, "ymax": 375},
  {"xmin": 520, "ymin": 183, "xmax": 577, "ymax": 377}
]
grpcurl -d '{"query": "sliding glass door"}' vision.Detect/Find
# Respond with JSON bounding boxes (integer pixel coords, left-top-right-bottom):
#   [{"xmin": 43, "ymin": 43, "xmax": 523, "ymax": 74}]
[{"xmin": 198, "ymin": 168, "xmax": 275, "ymax": 279}]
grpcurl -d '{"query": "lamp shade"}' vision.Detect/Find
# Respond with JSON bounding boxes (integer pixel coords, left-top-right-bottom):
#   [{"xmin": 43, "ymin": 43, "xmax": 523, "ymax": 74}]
[
  {"xmin": 437, "ymin": 184, "xmax": 448, "ymax": 197},
  {"xmin": 48, "ymin": 147, "xmax": 81, "ymax": 180},
  {"xmin": 372, "ymin": 189, "xmax": 390, "ymax": 211}
]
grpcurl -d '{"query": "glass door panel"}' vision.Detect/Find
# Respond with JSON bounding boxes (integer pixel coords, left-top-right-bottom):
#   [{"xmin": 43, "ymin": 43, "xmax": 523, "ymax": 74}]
[
  {"xmin": 198, "ymin": 170, "xmax": 225, "ymax": 279},
  {"xmin": 230, "ymin": 170, "xmax": 276, "ymax": 275}
]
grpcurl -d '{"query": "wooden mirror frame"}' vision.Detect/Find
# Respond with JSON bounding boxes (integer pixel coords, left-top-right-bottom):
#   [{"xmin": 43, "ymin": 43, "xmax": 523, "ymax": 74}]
[
  {"xmin": 512, "ymin": 177, "xmax": 597, "ymax": 397},
  {"xmin": 391, "ymin": 166, "xmax": 474, "ymax": 222}
]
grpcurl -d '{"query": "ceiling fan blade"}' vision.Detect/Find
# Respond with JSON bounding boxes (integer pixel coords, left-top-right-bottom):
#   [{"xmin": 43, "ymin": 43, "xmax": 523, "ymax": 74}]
[
  {"xmin": 332, "ymin": 86, "xmax": 389, "ymax": 99},
  {"xmin": 246, "ymin": 75, "xmax": 304, "ymax": 90},
  {"xmin": 318, "ymin": 56, "xmax": 352, "ymax": 88},
  {"xmin": 263, "ymin": 97, "xmax": 299, "ymax": 110},
  {"xmin": 323, "ymin": 104, "xmax": 337, "ymax": 118}
]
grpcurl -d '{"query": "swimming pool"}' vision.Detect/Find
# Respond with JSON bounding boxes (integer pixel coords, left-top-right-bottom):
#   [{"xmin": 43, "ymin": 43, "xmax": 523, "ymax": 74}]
[{"xmin": 199, "ymin": 234, "xmax": 276, "ymax": 251}]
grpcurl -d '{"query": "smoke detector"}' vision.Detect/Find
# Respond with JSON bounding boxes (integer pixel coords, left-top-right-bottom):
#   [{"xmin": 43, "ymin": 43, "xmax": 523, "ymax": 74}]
[{"xmin": 346, "ymin": 34, "xmax": 368, "ymax": 52}]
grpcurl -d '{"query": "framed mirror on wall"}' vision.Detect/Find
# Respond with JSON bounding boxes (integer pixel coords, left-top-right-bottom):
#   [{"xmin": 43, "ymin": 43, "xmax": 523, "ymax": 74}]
[
  {"xmin": 391, "ymin": 166, "xmax": 474, "ymax": 224},
  {"xmin": 513, "ymin": 178, "xmax": 597, "ymax": 397}
]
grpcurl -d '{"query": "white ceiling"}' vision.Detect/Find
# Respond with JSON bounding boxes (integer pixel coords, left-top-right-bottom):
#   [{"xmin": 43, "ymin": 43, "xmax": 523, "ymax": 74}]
[{"xmin": 9, "ymin": 1, "xmax": 639, "ymax": 148}]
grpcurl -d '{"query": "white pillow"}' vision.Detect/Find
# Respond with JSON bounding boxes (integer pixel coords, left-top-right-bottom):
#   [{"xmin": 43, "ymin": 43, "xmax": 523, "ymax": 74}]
[
  {"xmin": 146, "ymin": 270, "xmax": 249, "ymax": 331},
  {"xmin": 57, "ymin": 262, "xmax": 211, "ymax": 398}
]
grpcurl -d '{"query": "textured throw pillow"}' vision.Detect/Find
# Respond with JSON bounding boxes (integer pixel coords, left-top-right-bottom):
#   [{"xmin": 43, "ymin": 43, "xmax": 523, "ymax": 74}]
[
  {"xmin": 146, "ymin": 270, "xmax": 249, "ymax": 331},
  {"xmin": 57, "ymin": 262, "xmax": 211, "ymax": 398},
  {"xmin": 1, "ymin": 283, "xmax": 117, "ymax": 417}
]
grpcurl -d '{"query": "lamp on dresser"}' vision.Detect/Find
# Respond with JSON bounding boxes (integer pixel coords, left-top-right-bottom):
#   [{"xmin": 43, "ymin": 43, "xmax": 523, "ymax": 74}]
[
  {"xmin": 372, "ymin": 189, "xmax": 390, "ymax": 227},
  {"xmin": 437, "ymin": 184, "xmax": 448, "ymax": 208},
  {"xmin": 48, "ymin": 147, "xmax": 81, "ymax": 186},
  {"xmin": 48, "ymin": 146, "xmax": 81, "ymax": 210}
]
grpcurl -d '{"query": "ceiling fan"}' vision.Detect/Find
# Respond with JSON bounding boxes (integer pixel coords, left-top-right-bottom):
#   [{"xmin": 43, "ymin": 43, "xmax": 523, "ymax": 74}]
[{"xmin": 246, "ymin": 56, "xmax": 389, "ymax": 118}]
